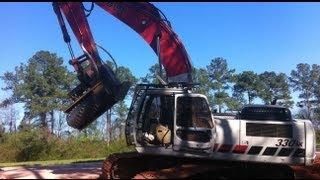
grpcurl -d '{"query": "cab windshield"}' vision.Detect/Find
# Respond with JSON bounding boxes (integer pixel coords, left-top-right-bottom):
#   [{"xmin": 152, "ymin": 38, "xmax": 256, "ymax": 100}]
[{"xmin": 176, "ymin": 97, "xmax": 213, "ymax": 128}]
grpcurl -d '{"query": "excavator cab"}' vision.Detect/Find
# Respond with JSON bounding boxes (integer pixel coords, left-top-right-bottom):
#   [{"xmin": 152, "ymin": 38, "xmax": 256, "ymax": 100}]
[{"xmin": 125, "ymin": 84, "xmax": 215, "ymax": 156}]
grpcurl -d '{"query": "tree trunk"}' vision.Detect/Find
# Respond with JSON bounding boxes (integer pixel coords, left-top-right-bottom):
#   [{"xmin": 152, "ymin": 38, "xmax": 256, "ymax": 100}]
[
  {"xmin": 119, "ymin": 121, "xmax": 124, "ymax": 139},
  {"xmin": 40, "ymin": 112, "xmax": 47, "ymax": 130},
  {"xmin": 305, "ymin": 89, "xmax": 314, "ymax": 119},
  {"xmin": 9, "ymin": 116, "xmax": 12, "ymax": 133},
  {"xmin": 50, "ymin": 110, "xmax": 55, "ymax": 135},
  {"xmin": 306, "ymin": 99, "xmax": 311, "ymax": 119},
  {"xmin": 218, "ymin": 105, "xmax": 222, "ymax": 113},
  {"xmin": 107, "ymin": 109, "xmax": 112, "ymax": 143},
  {"xmin": 6, "ymin": 106, "xmax": 16, "ymax": 133},
  {"xmin": 248, "ymin": 91, "xmax": 252, "ymax": 104}
]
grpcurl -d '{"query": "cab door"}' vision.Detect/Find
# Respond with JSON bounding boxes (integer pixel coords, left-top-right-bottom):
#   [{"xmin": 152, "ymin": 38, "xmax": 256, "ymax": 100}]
[
  {"xmin": 125, "ymin": 87, "xmax": 146, "ymax": 146},
  {"xmin": 173, "ymin": 94, "xmax": 214, "ymax": 152}
]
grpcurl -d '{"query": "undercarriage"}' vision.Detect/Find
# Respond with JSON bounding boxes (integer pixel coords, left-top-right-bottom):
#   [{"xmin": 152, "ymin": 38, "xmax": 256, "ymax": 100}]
[{"xmin": 99, "ymin": 152, "xmax": 296, "ymax": 179}]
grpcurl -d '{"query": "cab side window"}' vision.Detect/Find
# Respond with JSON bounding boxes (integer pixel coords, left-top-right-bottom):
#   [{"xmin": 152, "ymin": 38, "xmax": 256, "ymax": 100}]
[{"xmin": 142, "ymin": 95, "xmax": 174, "ymax": 133}]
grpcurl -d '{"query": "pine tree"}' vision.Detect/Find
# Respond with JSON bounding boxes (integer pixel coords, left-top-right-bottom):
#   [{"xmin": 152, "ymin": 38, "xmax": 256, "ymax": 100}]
[
  {"xmin": 1, "ymin": 50, "xmax": 76, "ymax": 132},
  {"xmin": 206, "ymin": 58, "xmax": 235, "ymax": 112},
  {"xmin": 258, "ymin": 71, "xmax": 293, "ymax": 107},
  {"xmin": 233, "ymin": 71, "xmax": 262, "ymax": 104}
]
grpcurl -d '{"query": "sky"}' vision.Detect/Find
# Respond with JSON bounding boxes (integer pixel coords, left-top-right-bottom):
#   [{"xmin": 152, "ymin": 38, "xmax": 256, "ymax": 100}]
[{"xmin": 0, "ymin": 2, "xmax": 320, "ymax": 117}]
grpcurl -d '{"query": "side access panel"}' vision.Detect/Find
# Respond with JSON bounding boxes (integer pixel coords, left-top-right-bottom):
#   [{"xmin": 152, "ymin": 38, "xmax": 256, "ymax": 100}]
[{"xmin": 211, "ymin": 118, "xmax": 313, "ymax": 166}]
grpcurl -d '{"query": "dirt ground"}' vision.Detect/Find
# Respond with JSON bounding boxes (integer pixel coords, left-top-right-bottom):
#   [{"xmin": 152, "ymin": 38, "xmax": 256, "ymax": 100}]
[
  {"xmin": 0, "ymin": 162, "xmax": 102, "ymax": 179},
  {"xmin": 291, "ymin": 155, "xmax": 320, "ymax": 179}
]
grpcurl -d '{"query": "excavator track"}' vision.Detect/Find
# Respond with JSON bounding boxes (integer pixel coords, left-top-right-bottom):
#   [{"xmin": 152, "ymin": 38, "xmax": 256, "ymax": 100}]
[{"xmin": 99, "ymin": 152, "xmax": 295, "ymax": 179}]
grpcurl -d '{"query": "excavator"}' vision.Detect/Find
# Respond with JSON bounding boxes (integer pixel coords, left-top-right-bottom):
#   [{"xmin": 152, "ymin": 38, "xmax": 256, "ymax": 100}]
[{"xmin": 51, "ymin": 2, "xmax": 316, "ymax": 179}]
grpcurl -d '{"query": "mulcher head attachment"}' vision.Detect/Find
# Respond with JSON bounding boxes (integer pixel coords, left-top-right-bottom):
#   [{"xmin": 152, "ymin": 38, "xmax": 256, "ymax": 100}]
[
  {"xmin": 64, "ymin": 54, "xmax": 131, "ymax": 130},
  {"xmin": 65, "ymin": 81, "xmax": 131, "ymax": 130}
]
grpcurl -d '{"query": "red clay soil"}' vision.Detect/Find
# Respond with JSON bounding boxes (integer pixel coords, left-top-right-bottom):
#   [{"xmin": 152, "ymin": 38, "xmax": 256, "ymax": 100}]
[
  {"xmin": 291, "ymin": 156, "xmax": 320, "ymax": 179},
  {"xmin": 131, "ymin": 156, "xmax": 320, "ymax": 179},
  {"xmin": 1, "ymin": 154, "xmax": 319, "ymax": 179},
  {"xmin": 134, "ymin": 153, "xmax": 320, "ymax": 179}
]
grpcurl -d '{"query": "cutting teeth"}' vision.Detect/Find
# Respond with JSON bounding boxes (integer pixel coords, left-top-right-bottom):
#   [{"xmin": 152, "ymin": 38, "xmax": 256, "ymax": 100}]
[{"xmin": 66, "ymin": 89, "xmax": 116, "ymax": 130}]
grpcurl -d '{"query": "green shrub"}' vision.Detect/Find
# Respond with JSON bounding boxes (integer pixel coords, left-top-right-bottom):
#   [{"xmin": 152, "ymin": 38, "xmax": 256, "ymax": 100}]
[{"xmin": 0, "ymin": 129, "xmax": 134, "ymax": 163}]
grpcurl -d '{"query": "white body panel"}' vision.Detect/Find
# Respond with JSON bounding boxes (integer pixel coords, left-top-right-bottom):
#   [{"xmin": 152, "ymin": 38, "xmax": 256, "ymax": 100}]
[
  {"xmin": 212, "ymin": 117, "xmax": 316, "ymax": 166},
  {"xmin": 135, "ymin": 117, "xmax": 316, "ymax": 166},
  {"xmin": 128, "ymin": 87, "xmax": 316, "ymax": 166}
]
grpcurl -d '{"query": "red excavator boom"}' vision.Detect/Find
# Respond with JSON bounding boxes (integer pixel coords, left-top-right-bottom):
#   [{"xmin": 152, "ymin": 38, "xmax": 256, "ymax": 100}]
[
  {"xmin": 54, "ymin": 2, "xmax": 193, "ymax": 82},
  {"xmin": 52, "ymin": 2, "xmax": 193, "ymax": 130}
]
